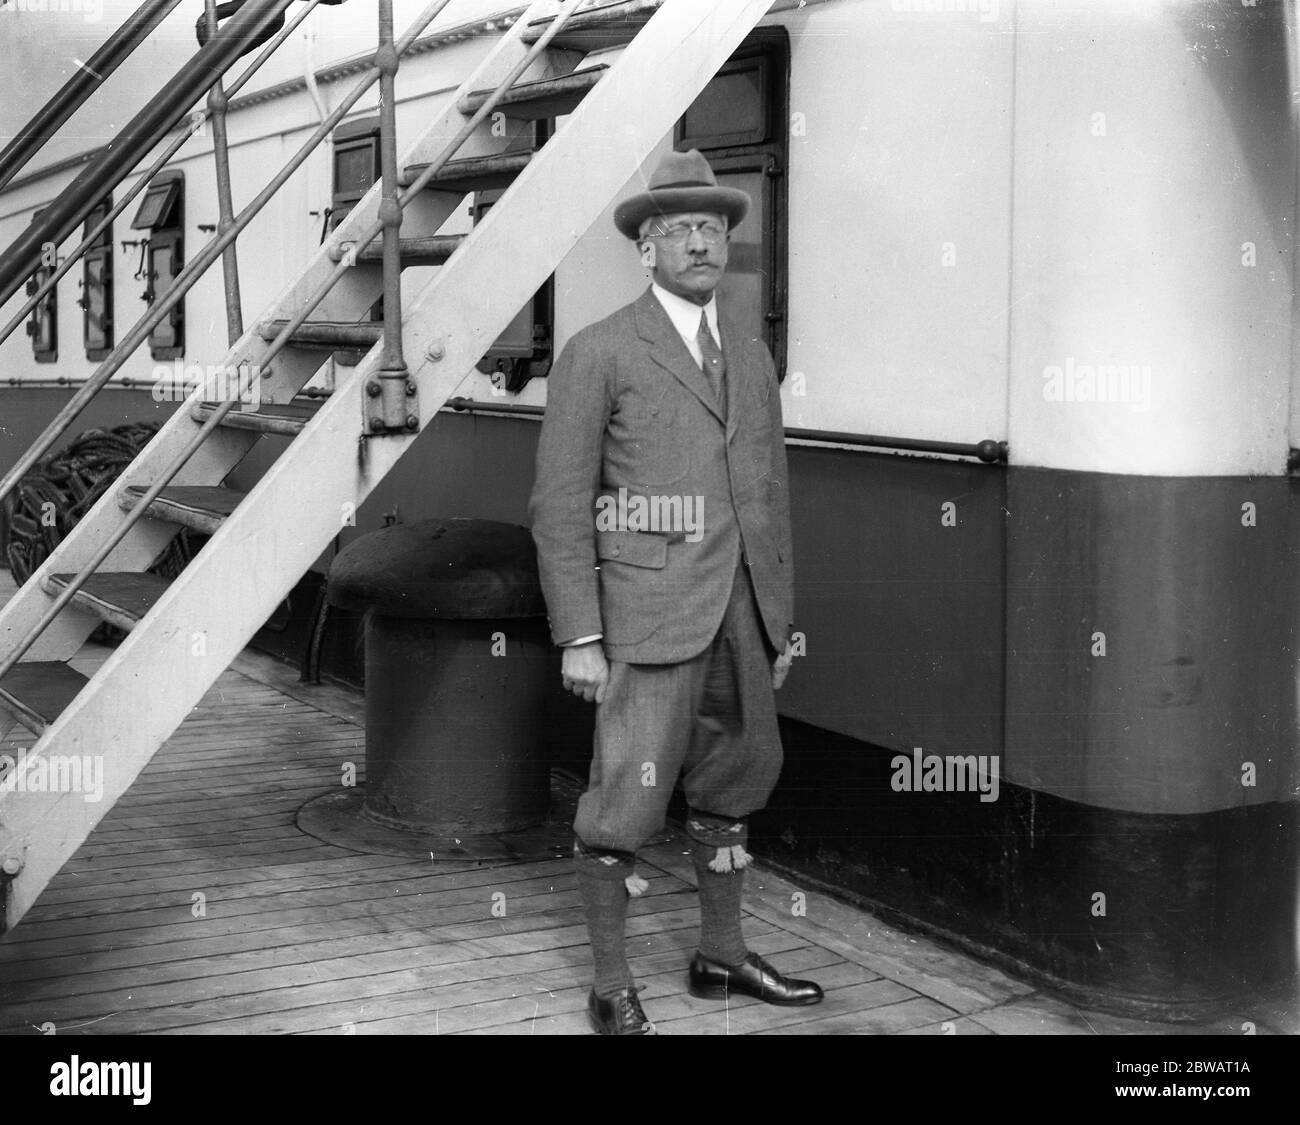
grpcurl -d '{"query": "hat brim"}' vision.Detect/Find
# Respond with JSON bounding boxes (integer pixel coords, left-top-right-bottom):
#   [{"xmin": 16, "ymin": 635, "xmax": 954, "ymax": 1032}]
[{"xmin": 613, "ymin": 186, "xmax": 750, "ymax": 240}]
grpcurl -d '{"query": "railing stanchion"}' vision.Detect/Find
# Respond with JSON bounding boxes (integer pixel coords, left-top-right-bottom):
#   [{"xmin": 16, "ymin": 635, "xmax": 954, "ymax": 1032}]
[
  {"xmin": 206, "ymin": 0, "xmax": 245, "ymax": 346},
  {"xmin": 373, "ymin": 0, "xmax": 413, "ymax": 433}
]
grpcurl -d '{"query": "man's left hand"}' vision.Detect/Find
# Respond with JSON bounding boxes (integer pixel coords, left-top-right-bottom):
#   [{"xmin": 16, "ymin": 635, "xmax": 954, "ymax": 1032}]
[{"xmin": 772, "ymin": 642, "xmax": 795, "ymax": 690}]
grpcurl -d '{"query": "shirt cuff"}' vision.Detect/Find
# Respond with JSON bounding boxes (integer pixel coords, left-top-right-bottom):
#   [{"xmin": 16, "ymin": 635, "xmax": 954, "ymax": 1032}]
[{"xmin": 560, "ymin": 634, "xmax": 603, "ymax": 647}]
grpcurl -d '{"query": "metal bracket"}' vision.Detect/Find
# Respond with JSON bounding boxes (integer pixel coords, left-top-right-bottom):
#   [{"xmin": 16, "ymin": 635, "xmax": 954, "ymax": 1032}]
[{"xmin": 0, "ymin": 853, "xmax": 21, "ymax": 936}]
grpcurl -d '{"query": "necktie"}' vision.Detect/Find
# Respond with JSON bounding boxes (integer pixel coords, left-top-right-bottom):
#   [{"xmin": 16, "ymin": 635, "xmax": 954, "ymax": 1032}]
[{"xmin": 696, "ymin": 310, "xmax": 727, "ymax": 416}]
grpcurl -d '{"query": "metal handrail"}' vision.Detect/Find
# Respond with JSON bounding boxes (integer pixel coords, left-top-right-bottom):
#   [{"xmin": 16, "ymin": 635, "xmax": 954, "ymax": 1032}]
[
  {"xmin": 0, "ymin": 0, "xmax": 592, "ymax": 681},
  {"xmin": 0, "ymin": 0, "xmax": 299, "ymax": 310},
  {"xmin": 783, "ymin": 428, "xmax": 1008, "ymax": 463},
  {"xmin": 0, "ymin": 0, "xmax": 185, "ymax": 193},
  {"xmin": 0, "ymin": 0, "xmax": 325, "ymax": 356},
  {"xmin": 0, "ymin": 0, "xmax": 327, "ymax": 513}
]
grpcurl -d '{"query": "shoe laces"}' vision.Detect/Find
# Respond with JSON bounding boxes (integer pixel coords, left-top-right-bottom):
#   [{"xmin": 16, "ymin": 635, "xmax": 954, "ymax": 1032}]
[{"xmin": 616, "ymin": 985, "xmax": 655, "ymax": 1033}]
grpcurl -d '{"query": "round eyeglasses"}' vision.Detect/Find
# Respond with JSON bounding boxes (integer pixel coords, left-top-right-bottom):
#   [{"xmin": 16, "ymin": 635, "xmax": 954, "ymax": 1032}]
[{"xmin": 646, "ymin": 220, "xmax": 728, "ymax": 246}]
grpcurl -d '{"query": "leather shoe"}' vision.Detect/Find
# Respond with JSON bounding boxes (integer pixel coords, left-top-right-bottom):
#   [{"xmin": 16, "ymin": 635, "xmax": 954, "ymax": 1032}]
[
  {"xmin": 688, "ymin": 951, "xmax": 824, "ymax": 1006},
  {"xmin": 587, "ymin": 985, "xmax": 657, "ymax": 1035}
]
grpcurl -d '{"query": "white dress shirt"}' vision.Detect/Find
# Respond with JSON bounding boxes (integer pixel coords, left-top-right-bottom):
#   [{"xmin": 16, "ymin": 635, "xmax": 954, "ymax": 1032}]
[{"xmin": 650, "ymin": 281, "xmax": 721, "ymax": 365}]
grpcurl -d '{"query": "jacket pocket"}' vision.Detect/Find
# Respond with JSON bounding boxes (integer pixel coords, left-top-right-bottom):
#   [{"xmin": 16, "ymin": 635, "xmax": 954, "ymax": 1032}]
[{"xmin": 595, "ymin": 529, "xmax": 669, "ymax": 569}]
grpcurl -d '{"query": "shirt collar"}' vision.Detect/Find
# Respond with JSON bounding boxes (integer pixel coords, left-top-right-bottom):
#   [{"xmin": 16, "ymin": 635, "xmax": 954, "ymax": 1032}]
[{"xmin": 650, "ymin": 282, "xmax": 719, "ymax": 342}]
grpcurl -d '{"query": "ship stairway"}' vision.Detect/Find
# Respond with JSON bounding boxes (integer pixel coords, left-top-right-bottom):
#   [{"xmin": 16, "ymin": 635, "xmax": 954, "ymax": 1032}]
[{"xmin": 0, "ymin": 0, "xmax": 776, "ymax": 931}]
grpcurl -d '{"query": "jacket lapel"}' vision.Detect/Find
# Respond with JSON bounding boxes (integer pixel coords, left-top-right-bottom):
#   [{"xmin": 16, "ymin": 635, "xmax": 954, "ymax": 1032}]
[{"xmin": 634, "ymin": 287, "xmax": 726, "ymax": 426}]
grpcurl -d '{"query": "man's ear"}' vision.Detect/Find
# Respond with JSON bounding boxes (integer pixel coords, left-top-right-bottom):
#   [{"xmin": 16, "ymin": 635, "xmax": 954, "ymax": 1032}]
[{"xmin": 639, "ymin": 241, "xmax": 656, "ymax": 269}]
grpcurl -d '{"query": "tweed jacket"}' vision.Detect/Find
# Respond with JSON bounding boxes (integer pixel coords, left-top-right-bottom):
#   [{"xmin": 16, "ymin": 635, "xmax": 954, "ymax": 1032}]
[{"xmin": 529, "ymin": 286, "xmax": 793, "ymax": 664}]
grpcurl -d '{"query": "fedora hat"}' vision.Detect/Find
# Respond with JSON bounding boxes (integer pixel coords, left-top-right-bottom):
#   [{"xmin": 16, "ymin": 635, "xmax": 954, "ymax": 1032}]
[{"xmin": 613, "ymin": 149, "xmax": 750, "ymax": 240}]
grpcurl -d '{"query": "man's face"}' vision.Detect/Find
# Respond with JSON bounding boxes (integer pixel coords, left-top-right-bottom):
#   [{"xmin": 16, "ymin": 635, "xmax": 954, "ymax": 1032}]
[{"xmin": 642, "ymin": 211, "xmax": 729, "ymax": 305}]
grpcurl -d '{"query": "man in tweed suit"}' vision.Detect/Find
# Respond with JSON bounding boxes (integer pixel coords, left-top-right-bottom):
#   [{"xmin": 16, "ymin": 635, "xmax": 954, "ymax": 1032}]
[{"xmin": 530, "ymin": 150, "xmax": 822, "ymax": 1035}]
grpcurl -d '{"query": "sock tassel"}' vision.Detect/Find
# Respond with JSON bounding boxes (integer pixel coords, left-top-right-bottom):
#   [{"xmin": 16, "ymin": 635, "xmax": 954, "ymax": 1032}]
[
  {"xmin": 624, "ymin": 872, "xmax": 650, "ymax": 897},
  {"xmin": 706, "ymin": 844, "xmax": 753, "ymax": 873}
]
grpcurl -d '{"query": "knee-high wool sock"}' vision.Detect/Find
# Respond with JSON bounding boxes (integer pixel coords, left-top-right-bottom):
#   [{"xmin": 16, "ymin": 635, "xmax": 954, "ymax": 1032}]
[
  {"xmin": 691, "ymin": 838, "xmax": 749, "ymax": 966},
  {"xmin": 574, "ymin": 845, "xmax": 635, "ymax": 998}
]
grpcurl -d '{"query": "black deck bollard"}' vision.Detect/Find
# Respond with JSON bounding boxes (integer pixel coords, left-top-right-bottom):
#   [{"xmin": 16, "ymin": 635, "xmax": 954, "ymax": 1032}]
[{"xmin": 326, "ymin": 517, "xmax": 550, "ymax": 836}]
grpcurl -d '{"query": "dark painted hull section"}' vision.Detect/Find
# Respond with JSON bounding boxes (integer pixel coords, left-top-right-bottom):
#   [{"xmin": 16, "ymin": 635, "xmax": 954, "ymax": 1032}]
[{"xmin": 759, "ymin": 716, "xmax": 1298, "ymax": 1019}]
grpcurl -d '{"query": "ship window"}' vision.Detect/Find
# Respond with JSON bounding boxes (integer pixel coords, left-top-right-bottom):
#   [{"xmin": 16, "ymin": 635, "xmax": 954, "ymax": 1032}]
[
  {"xmin": 680, "ymin": 59, "xmax": 767, "ymax": 149},
  {"xmin": 330, "ymin": 116, "xmax": 381, "ymax": 231},
  {"xmin": 135, "ymin": 170, "xmax": 184, "ymax": 360},
  {"xmin": 676, "ymin": 28, "xmax": 789, "ymax": 377},
  {"xmin": 83, "ymin": 197, "xmax": 114, "ymax": 361},
  {"xmin": 330, "ymin": 116, "xmax": 383, "ymax": 329},
  {"xmin": 131, "ymin": 177, "xmax": 180, "ymax": 231},
  {"xmin": 26, "ymin": 207, "xmax": 57, "ymax": 364}
]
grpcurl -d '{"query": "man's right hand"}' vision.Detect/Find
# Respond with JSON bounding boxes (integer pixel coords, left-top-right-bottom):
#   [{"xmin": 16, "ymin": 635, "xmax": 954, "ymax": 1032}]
[{"xmin": 561, "ymin": 641, "xmax": 610, "ymax": 704}]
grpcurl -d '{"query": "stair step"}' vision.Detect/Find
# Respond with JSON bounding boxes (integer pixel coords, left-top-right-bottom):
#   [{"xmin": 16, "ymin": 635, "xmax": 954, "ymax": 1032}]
[
  {"xmin": 259, "ymin": 321, "xmax": 383, "ymax": 350},
  {"xmin": 399, "ymin": 150, "xmax": 533, "ymax": 194},
  {"xmin": 0, "ymin": 662, "xmax": 90, "ymax": 735},
  {"xmin": 119, "ymin": 485, "xmax": 246, "ymax": 535},
  {"xmin": 522, "ymin": 0, "xmax": 661, "ymax": 52},
  {"xmin": 42, "ymin": 572, "xmax": 172, "ymax": 634},
  {"xmin": 459, "ymin": 65, "xmax": 608, "ymax": 119},
  {"xmin": 333, "ymin": 234, "xmax": 465, "ymax": 267},
  {"xmin": 190, "ymin": 400, "xmax": 318, "ymax": 437}
]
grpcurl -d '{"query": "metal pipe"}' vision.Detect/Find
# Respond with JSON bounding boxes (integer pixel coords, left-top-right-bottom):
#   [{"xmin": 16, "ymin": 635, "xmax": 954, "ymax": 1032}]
[
  {"xmin": 374, "ymin": 0, "xmax": 411, "ymax": 432},
  {"xmin": 447, "ymin": 397, "xmax": 543, "ymax": 416},
  {"xmin": 206, "ymin": 0, "xmax": 245, "ymax": 346},
  {"xmin": 784, "ymin": 427, "xmax": 1008, "ymax": 463},
  {"xmin": 444, "ymin": 399, "xmax": 1007, "ymax": 463},
  {"xmin": 0, "ymin": 0, "xmax": 323, "ymax": 353},
  {"xmin": 0, "ymin": 0, "xmax": 185, "ymax": 193},
  {"xmin": 0, "ymin": 0, "xmax": 298, "ymax": 310}
]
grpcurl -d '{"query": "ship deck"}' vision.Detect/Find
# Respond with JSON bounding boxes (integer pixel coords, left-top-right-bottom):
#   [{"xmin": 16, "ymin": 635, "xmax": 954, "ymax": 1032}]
[{"xmin": 0, "ymin": 573, "xmax": 1294, "ymax": 1036}]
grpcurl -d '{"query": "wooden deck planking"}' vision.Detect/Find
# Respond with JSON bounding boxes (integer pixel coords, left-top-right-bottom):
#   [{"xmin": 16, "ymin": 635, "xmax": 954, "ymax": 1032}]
[
  {"xmin": 0, "ymin": 871, "xmax": 683, "ymax": 987},
  {"xmin": 0, "ymin": 877, "xmax": 680, "ymax": 991},
  {"xmin": 0, "ymin": 905, "xmax": 727, "ymax": 1035},
  {"xmin": 324, "ymin": 942, "xmax": 855, "ymax": 1036},
  {"xmin": 173, "ymin": 930, "xmax": 813, "ymax": 1035},
  {"xmin": 2, "ymin": 579, "xmax": 1258, "ymax": 1034},
  {"xmin": 0, "ymin": 858, "xmax": 584, "ymax": 952},
  {"xmin": 0, "ymin": 642, "xmax": 1051, "ymax": 1036}
]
